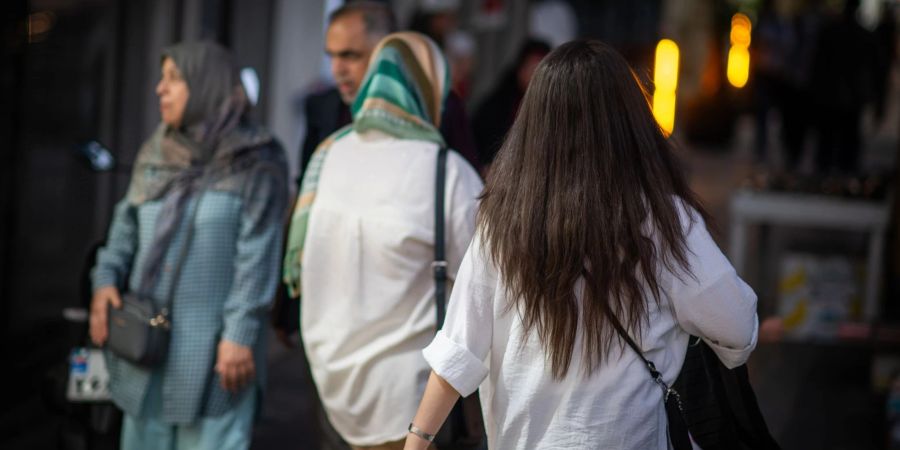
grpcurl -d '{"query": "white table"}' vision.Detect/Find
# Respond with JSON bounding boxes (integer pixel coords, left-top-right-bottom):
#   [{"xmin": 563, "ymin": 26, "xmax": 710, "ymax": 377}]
[{"xmin": 728, "ymin": 190, "xmax": 891, "ymax": 320}]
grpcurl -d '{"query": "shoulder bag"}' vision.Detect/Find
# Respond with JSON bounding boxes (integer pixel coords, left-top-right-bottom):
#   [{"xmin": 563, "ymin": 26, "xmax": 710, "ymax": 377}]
[
  {"xmin": 106, "ymin": 185, "xmax": 205, "ymax": 367},
  {"xmin": 607, "ymin": 312, "xmax": 780, "ymax": 450}
]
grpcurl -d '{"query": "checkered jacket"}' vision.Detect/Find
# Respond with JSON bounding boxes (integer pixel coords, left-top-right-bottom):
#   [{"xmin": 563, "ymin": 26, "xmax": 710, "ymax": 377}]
[{"xmin": 92, "ymin": 151, "xmax": 287, "ymax": 424}]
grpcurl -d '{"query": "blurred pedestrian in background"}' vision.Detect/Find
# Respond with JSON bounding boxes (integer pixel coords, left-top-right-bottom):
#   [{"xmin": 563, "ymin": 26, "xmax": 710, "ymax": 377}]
[
  {"xmin": 751, "ymin": 0, "xmax": 792, "ymax": 164},
  {"xmin": 283, "ymin": 32, "xmax": 482, "ymax": 450},
  {"xmin": 297, "ymin": 1, "xmax": 479, "ymax": 183},
  {"xmin": 89, "ymin": 41, "xmax": 288, "ymax": 450},
  {"xmin": 472, "ymin": 39, "xmax": 550, "ymax": 173},
  {"xmin": 810, "ymin": 0, "xmax": 873, "ymax": 173},
  {"xmin": 871, "ymin": 2, "xmax": 896, "ymax": 128}
]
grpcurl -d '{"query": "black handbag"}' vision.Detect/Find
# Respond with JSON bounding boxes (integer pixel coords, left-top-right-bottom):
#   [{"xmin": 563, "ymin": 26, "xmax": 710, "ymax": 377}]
[
  {"xmin": 106, "ymin": 189, "xmax": 203, "ymax": 368},
  {"xmin": 106, "ymin": 292, "xmax": 171, "ymax": 367},
  {"xmin": 608, "ymin": 313, "xmax": 780, "ymax": 450},
  {"xmin": 671, "ymin": 337, "xmax": 781, "ymax": 450},
  {"xmin": 431, "ymin": 146, "xmax": 486, "ymax": 450}
]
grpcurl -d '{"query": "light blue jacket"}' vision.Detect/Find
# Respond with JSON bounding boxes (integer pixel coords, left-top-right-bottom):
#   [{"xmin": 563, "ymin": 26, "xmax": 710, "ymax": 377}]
[{"xmin": 93, "ymin": 147, "xmax": 287, "ymax": 424}]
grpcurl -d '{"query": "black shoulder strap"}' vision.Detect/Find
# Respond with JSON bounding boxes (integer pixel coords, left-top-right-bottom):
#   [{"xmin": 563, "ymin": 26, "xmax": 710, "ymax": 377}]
[
  {"xmin": 605, "ymin": 309, "xmax": 661, "ymax": 380},
  {"xmin": 434, "ymin": 146, "xmax": 449, "ymax": 328},
  {"xmin": 606, "ymin": 307, "xmax": 691, "ymax": 450}
]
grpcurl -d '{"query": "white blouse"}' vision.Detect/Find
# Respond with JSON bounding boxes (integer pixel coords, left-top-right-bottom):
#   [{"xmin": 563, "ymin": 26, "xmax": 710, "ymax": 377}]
[
  {"xmin": 423, "ymin": 203, "xmax": 759, "ymax": 450},
  {"xmin": 301, "ymin": 131, "xmax": 483, "ymax": 446}
]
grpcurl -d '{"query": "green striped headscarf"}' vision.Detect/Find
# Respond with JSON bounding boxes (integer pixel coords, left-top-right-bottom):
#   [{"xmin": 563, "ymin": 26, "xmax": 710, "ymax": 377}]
[{"xmin": 283, "ymin": 32, "xmax": 450, "ymax": 298}]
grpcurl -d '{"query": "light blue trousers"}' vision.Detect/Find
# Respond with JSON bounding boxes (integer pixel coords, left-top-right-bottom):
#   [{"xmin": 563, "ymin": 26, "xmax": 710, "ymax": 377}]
[{"xmin": 121, "ymin": 375, "xmax": 257, "ymax": 450}]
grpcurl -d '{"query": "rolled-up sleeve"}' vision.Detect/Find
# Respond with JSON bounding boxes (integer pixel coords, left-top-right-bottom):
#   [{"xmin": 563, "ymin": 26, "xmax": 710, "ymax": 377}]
[
  {"xmin": 674, "ymin": 273, "xmax": 759, "ymax": 368},
  {"xmin": 423, "ymin": 235, "xmax": 495, "ymax": 397},
  {"xmin": 423, "ymin": 331, "xmax": 489, "ymax": 397},
  {"xmin": 669, "ymin": 205, "xmax": 759, "ymax": 369}
]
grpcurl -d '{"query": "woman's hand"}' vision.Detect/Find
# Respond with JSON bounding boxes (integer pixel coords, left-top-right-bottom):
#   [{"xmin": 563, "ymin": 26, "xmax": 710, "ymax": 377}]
[
  {"xmin": 90, "ymin": 286, "xmax": 122, "ymax": 346},
  {"xmin": 759, "ymin": 316, "xmax": 784, "ymax": 343},
  {"xmin": 216, "ymin": 339, "xmax": 256, "ymax": 392}
]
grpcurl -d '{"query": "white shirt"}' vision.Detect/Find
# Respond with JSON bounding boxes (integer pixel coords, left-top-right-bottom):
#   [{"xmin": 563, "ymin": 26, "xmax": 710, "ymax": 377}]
[
  {"xmin": 423, "ymin": 203, "xmax": 759, "ymax": 450},
  {"xmin": 301, "ymin": 131, "xmax": 483, "ymax": 446}
]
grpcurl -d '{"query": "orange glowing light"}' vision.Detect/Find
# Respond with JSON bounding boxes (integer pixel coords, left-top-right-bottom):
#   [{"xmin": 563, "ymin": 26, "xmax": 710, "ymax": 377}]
[{"xmin": 727, "ymin": 13, "xmax": 751, "ymax": 88}]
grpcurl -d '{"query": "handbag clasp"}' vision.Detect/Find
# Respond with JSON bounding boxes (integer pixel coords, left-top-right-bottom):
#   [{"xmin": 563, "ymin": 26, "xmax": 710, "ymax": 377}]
[{"xmin": 149, "ymin": 313, "xmax": 170, "ymax": 329}]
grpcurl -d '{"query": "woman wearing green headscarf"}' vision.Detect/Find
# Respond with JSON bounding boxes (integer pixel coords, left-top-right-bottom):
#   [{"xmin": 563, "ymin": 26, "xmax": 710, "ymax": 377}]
[
  {"xmin": 89, "ymin": 41, "xmax": 287, "ymax": 449},
  {"xmin": 283, "ymin": 32, "xmax": 483, "ymax": 449}
]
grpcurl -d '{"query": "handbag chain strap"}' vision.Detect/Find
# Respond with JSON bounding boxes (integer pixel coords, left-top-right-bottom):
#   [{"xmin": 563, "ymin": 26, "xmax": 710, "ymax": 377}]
[{"xmin": 605, "ymin": 308, "xmax": 684, "ymax": 412}]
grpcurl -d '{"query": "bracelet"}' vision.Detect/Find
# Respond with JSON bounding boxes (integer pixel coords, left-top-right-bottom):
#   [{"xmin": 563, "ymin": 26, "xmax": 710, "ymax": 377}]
[{"xmin": 408, "ymin": 423, "xmax": 436, "ymax": 443}]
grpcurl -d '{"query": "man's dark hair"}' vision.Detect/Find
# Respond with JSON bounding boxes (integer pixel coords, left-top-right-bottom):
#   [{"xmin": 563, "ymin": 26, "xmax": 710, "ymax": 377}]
[{"xmin": 329, "ymin": 1, "xmax": 397, "ymax": 41}]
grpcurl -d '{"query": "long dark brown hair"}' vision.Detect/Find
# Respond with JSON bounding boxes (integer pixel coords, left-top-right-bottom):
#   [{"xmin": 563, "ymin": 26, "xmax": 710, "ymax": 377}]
[{"xmin": 478, "ymin": 40, "xmax": 708, "ymax": 379}]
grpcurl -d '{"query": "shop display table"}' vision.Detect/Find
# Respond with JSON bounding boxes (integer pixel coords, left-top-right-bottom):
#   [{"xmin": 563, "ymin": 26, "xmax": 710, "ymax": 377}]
[{"xmin": 728, "ymin": 189, "xmax": 891, "ymax": 320}]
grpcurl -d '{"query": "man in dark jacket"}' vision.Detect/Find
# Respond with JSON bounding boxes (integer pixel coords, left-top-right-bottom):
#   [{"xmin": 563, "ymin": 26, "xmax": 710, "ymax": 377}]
[
  {"xmin": 810, "ymin": 0, "xmax": 873, "ymax": 173},
  {"xmin": 473, "ymin": 39, "xmax": 550, "ymax": 170},
  {"xmin": 299, "ymin": 1, "xmax": 479, "ymax": 183}
]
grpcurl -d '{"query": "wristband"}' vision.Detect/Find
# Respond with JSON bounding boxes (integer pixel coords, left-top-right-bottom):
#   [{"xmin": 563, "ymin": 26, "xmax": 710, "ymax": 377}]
[{"xmin": 408, "ymin": 423, "xmax": 436, "ymax": 443}]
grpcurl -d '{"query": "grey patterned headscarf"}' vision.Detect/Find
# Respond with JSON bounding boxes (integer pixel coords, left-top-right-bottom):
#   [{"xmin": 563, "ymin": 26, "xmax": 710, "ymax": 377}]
[{"xmin": 127, "ymin": 41, "xmax": 283, "ymax": 296}]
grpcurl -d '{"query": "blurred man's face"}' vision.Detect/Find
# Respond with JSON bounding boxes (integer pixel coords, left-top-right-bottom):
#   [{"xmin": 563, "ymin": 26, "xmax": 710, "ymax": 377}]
[
  {"xmin": 517, "ymin": 52, "xmax": 547, "ymax": 93},
  {"xmin": 326, "ymin": 13, "xmax": 375, "ymax": 105}
]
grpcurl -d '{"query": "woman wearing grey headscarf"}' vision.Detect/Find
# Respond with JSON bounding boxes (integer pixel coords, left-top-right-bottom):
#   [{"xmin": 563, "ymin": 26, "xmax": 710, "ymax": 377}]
[{"xmin": 88, "ymin": 41, "xmax": 287, "ymax": 449}]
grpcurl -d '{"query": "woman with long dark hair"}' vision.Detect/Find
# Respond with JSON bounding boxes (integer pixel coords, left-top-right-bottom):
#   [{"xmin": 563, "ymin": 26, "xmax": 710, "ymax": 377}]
[{"xmin": 404, "ymin": 40, "xmax": 758, "ymax": 449}]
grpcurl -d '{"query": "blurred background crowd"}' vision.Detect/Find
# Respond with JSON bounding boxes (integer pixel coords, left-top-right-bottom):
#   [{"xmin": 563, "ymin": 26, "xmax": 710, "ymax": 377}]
[{"xmin": 0, "ymin": 0, "xmax": 898, "ymax": 448}]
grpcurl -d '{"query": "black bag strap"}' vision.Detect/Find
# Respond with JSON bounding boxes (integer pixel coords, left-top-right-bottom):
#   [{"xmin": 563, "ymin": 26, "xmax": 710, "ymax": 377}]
[
  {"xmin": 434, "ymin": 146, "xmax": 449, "ymax": 327},
  {"xmin": 604, "ymin": 312, "xmax": 672, "ymax": 400},
  {"xmin": 605, "ymin": 308, "xmax": 692, "ymax": 450},
  {"xmin": 432, "ymin": 146, "xmax": 488, "ymax": 448}
]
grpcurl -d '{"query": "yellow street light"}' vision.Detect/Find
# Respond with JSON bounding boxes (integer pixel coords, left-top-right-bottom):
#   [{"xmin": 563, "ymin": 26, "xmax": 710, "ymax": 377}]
[
  {"xmin": 654, "ymin": 39, "xmax": 679, "ymax": 93},
  {"xmin": 653, "ymin": 39, "xmax": 679, "ymax": 135},
  {"xmin": 727, "ymin": 13, "xmax": 752, "ymax": 89},
  {"xmin": 653, "ymin": 90, "xmax": 676, "ymax": 136},
  {"xmin": 727, "ymin": 45, "xmax": 750, "ymax": 88}
]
